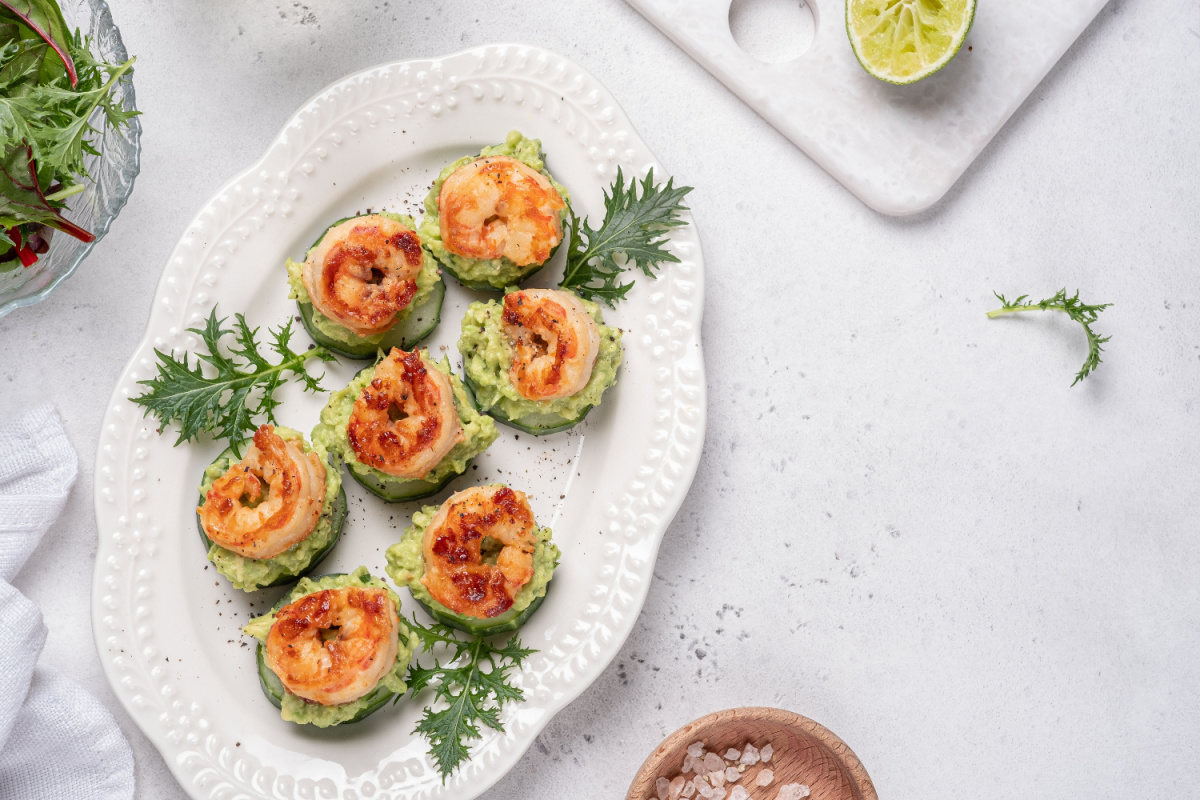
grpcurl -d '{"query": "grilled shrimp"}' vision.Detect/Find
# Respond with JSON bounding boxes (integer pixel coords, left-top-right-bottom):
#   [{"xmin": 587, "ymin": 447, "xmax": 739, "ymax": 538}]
[
  {"xmin": 265, "ymin": 586, "xmax": 399, "ymax": 706},
  {"xmin": 347, "ymin": 349, "xmax": 464, "ymax": 479},
  {"xmin": 421, "ymin": 485, "xmax": 538, "ymax": 618},
  {"xmin": 198, "ymin": 425, "xmax": 327, "ymax": 560},
  {"xmin": 438, "ymin": 156, "xmax": 565, "ymax": 267},
  {"xmin": 502, "ymin": 289, "xmax": 601, "ymax": 400},
  {"xmin": 301, "ymin": 215, "xmax": 425, "ymax": 336}
]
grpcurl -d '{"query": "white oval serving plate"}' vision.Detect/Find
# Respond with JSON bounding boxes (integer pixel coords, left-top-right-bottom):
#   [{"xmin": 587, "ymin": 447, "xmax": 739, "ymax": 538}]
[{"xmin": 93, "ymin": 44, "xmax": 705, "ymax": 800}]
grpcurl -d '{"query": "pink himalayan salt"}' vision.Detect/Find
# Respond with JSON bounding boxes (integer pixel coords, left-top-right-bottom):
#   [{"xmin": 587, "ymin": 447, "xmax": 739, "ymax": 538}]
[
  {"xmin": 655, "ymin": 737, "xmax": 782, "ymax": 800},
  {"xmin": 776, "ymin": 784, "xmax": 810, "ymax": 800}
]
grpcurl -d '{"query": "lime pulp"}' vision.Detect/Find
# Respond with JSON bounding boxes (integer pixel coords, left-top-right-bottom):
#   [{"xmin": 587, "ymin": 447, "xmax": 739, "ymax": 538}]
[{"xmin": 846, "ymin": 0, "xmax": 976, "ymax": 85}]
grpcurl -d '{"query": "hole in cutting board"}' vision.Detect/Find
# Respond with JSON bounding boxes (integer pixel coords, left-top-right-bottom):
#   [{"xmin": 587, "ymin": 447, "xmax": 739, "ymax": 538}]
[{"xmin": 729, "ymin": 0, "xmax": 816, "ymax": 63}]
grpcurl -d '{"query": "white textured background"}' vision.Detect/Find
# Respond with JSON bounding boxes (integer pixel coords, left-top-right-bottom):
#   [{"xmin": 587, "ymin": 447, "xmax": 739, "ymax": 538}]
[{"xmin": 2, "ymin": 0, "xmax": 1199, "ymax": 798}]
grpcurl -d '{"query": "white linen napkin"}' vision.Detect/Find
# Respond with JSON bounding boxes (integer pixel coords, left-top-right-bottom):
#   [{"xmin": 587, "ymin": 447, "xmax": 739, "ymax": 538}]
[{"xmin": 0, "ymin": 405, "xmax": 135, "ymax": 800}]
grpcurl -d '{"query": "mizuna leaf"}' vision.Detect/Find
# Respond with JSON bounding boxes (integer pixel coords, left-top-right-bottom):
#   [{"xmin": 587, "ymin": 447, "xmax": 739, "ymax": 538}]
[
  {"xmin": 34, "ymin": 50, "xmax": 135, "ymax": 179},
  {"xmin": 987, "ymin": 289, "xmax": 1112, "ymax": 386},
  {"xmin": 403, "ymin": 618, "xmax": 535, "ymax": 780},
  {"xmin": 559, "ymin": 166, "xmax": 693, "ymax": 306},
  {"xmin": 129, "ymin": 306, "xmax": 335, "ymax": 455}
]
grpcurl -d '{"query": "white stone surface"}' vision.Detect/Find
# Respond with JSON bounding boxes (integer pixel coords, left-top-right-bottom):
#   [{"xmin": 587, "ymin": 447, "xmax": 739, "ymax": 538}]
[
  {"xmin": 629, "ymin": 0, "xmax": 1111, "ymax": 215},
  {"xmin": 0, "ymin": 1, "xmax": 1197, "ymax": 799}
]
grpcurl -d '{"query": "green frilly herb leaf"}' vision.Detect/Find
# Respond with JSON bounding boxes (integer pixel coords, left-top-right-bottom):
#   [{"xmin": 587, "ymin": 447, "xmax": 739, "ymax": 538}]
[
  {"xmin": 987, "ymin": 289, "xmax": 1112, "ymax": 386},
  {"xmin": 401, "ymin": 618, "xmax": 535, "ymax": 781},
  {"xmin": 559, "ymin": 166, "xmax": 692, "ymax": 306},
  {"xmin": 130, "ymin": 307, "xmax": 334, "ymax": 455}
]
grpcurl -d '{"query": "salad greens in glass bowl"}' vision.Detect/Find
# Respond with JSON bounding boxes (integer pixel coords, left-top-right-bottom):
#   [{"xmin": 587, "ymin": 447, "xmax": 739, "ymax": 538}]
[{"xmin": 0, "ymin": 0, "xmax": 139, "ymax": 319}]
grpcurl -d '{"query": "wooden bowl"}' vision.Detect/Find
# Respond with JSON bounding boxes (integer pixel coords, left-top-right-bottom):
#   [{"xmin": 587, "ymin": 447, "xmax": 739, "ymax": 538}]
[{"xmin": 626, "ymin": 707, "xmax": 877, "ymax": 800}]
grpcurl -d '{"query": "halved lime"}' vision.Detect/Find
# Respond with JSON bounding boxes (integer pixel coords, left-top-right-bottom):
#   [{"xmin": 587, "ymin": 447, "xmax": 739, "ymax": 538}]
[{"xmin": 847, "ymin": 0, "xmax": 976, "ymax": 85}]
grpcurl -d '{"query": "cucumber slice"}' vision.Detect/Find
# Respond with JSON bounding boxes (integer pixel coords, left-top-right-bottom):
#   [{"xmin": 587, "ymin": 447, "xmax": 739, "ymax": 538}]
[
  {"xmin": 253, "ymin": 578, "xmax": 397, "ymax": 725},
  {"xmin": 462, "ymin": 371, "xmax": 591, "ymax": 435},
  {"xmin": 194, "ymin": 487, "xmax": 346, "ymax": 588},
  {"xmin": 296, "ymin": 277, "xmax": 445, "ymax": 360},
  {"xmin": 422, "ymin": 132, "xmax": 570, "ymax": 292},
  {"xmin": 440, "ymin": 258, "xmax": 548, "ymax": 292},
  {"xmin": 333, "ymin": 359, "xmax": 495, "ymax": 502},
  {"xmin": 346, "ymin": 460, "xmax": 473, "ymax": 502},
  {"xmin": 196, "ymin": 440, "xmax": 346, "ymax": 590},
  {"xmin": 413, "ymin": 586, "xmax": 550, "ymax": 637},
  {"xmin": 256, "ymin": 642, "xmax": 286, "ymax": 709},
  {"xmin": 255, "ymin": 640, "xmax": 395, "ymax": 724}
]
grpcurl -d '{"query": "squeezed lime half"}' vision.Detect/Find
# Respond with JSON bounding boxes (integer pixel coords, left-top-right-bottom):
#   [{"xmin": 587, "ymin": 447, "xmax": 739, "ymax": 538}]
[{"xmin": 847, "ymin": 0, "xmax": 976, "ymax": 85}]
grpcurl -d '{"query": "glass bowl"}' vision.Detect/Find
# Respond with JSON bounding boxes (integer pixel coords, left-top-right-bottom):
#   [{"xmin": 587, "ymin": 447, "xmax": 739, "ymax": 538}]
[{"xmin": 0, "ymin": 0, "xmax": 141, "ymax": 320}]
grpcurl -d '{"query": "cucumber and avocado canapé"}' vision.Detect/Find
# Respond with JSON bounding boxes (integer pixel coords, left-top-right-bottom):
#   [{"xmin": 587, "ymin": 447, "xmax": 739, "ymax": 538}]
[
  {"xmin": 242, "ymin": 568, "xmax": 419, "ymax": 727},
  {"xmin": 286, "ymin": 212, "xmax": 444, "ymax": 359},
  {"xmin": 458, "ymin": 289, "xmax": 623, "ymax": 435},
  {"xmin": 312, "ymin": 352, "xmax": 499, "ymax": 502},
  {"xmin": 419, "ymin": 131, "xmax": 571, "ymax": 291},
  {"xmin": 385, "ymin": 495, "xmax": 560, "ymax": 637},
  {"xmin": 196, "ymin": 427, "xmax": 345, "ymax": 592}
]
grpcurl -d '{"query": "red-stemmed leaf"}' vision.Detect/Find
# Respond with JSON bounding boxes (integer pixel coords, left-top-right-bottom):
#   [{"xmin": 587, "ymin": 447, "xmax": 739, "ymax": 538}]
[
  {"xmin": 0, "ymin": 0, "xmax": 76, "ymax": 86},
  {"xmin": 0, "ymin": 144, "xmax": 93, "ymax": 242},
  {"xmin": 6, "ymin": 226, "xmax": 38, "ymax": 266}
]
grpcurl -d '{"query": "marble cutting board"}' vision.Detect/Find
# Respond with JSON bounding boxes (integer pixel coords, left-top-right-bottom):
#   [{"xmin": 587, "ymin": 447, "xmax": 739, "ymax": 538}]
[{"xmin": 626, "ymin": 0, "xmax": 1111, "ymax": 215}]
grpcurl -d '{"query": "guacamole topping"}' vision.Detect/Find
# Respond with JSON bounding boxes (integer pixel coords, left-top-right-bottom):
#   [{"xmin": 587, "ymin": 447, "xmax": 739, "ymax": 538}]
[
  {"xmin": 312, "ymin": 352, "xmax": 498, "ymax": 493},
  {"xmin": 198, "ymin": 427, "xmax": 343, "ymax": 592},
  {"xmin": 243, "ymin": 567, "xmax": 418, "ymax": 727},
  {"xmin": 458, "ymin": 290, "xmax": 623, "ymax": 424},
  {"xmin": 385, "ymin": 497, "xmax": 560, "ymax": 627},
  {"xmin": 419, "ymin": 130, "xmax": 571, "ymax": 290},
  {"xmin": 286, "ymin": 212, "xmax": 441, "ymax": 349}
]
